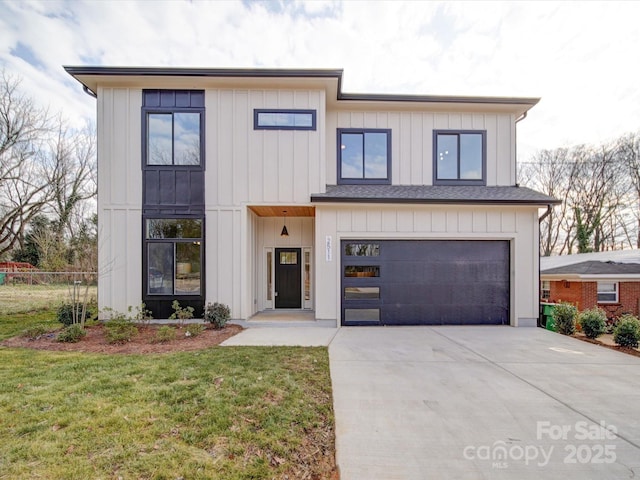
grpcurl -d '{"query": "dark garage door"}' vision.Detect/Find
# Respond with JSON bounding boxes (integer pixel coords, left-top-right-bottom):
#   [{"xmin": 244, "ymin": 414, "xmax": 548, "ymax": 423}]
[{"xmin": 341, "ymin": 240, "xmax": 510, "ymax": 326}]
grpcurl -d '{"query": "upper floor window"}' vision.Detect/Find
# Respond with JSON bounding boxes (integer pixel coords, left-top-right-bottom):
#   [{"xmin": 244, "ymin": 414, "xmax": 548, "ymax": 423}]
[
  {"xmin": 434, "ymin": 130, "xmax": 486, "ymax": 185},
  {"xmin": 143, "ymin": 90, "xmax": 204, "ymax": 167},
  {"xmin": 254, "ymin": 109, "xmax": 316, "ymax": 130},
  {"xmin": 338, "ymin": 129, "xmax": 391, "ymax": 184}
]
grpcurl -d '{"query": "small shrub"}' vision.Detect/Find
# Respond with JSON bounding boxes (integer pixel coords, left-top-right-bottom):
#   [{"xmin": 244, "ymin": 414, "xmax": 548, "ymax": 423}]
[
  {"xmin": 57, "ymin": 301, "xmax": 97, "ymax": 326},
  {"xmin": 129, "ymin": 303, "xmax": 153, "ymax": 328},
  {"xmin": 104, "ymin": 316, "xmax": 138, "ymax": 344},
  {"xmin": 153, "ymin": 325, "xmax": 176, "ymax": 343},
  {"xmin": 185, "ymin": 323, "xmax": 205, "ymax": 337},
  {"xmin": 169, "ymin": 300, "xmax": 194, "ymax": 326},
  {"xmin": 203, "ymin": 302, "xmax": 230, "ymax": 329},
  {"xmin": 552, "ymin": 302, "xmax": 578, "ymax": 335},
  {"xmin": 22, "ymin": 325, "xmax": 49, "ymax": 340},
  {"xmin": 57, "ymin": 324, "xmax": 87, "ymax": 343},
  {"xmin": 613, "ymin": 315, "xmax": 640, "ymax": 348},
  {"xmin": 578, "ymin": 308, "xmax": 607, "ymax": 339}
]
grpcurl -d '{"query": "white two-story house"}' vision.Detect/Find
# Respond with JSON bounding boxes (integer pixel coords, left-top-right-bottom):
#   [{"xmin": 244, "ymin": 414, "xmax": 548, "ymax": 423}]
[{"xmin": 65, "ymin": 66, "xmax": 558, "ymax": 326}]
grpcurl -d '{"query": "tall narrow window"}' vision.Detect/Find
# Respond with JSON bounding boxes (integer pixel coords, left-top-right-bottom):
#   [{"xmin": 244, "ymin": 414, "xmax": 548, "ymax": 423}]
[
  {"xmin": 267, "ymin": 251, "xmax": 273, "ymax": 302},
  {"xmin": 338, "ymin": 129, "xmax": 391, "ymax": 184},
  {"xmin": 434, "ymin": 130, "xmax": 486, "ymax": 185},
  {"xmin": 304, "ymin": 251, "xmax": 311, "ymax": 301}
]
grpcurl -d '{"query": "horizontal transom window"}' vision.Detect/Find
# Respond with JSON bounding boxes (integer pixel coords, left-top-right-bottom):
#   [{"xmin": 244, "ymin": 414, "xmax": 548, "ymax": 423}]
[
  {"xmin": 254, "ymin": 109, "xmax": 316, "ymax": 130},
  {"xmin": 146, "ymin": 219, "xmax": 202, "ymax": 239}
]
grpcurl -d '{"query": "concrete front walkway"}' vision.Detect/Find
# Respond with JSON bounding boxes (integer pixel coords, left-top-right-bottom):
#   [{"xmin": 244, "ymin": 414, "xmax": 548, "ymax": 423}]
[{"xmin": 330, "ymin": 326, "xmax": 640, "ymax": 479}]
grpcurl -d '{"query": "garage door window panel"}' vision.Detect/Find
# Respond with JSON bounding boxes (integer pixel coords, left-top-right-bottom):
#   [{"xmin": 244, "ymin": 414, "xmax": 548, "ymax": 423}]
[{"xmin": 344, "ymin": 266, "xmax": 380, "ymax": 277}]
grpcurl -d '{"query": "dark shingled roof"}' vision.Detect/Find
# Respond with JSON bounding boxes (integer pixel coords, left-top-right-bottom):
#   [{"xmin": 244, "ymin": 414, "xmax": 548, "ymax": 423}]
[
  {"xmin": 542, "ymin": 261, "xmax": 640, "ymax": 275},
  {"xmin": 310, "ymin": 185, "xmax": 559, "ymax": 205}
]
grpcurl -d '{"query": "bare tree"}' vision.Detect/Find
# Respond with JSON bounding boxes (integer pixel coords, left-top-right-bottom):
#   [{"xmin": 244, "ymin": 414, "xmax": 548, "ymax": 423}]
[
  {"xmin": 520, "ymin": 135, "xmax": 638, "ymax": 256},
  {"xmin": 0, "ymin": 70, "xmax": 52, "ymax": 258},
  {"xmin": 44, "ymin": 119, "xmax": 97, "ymax": 244},
  {"xmin": 617, "ymin": 132, "xmax": 640, "ymax": 248},
  {"xmin": 519, "ymin": 148, "xmax": 574, "ymax": 255}
]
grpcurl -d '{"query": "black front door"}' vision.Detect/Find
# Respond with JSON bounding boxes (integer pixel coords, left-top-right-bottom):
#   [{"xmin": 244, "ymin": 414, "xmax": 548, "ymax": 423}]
[{"xmin": 275, "ymin": 248, "xmax": 302, "ymax": 308}]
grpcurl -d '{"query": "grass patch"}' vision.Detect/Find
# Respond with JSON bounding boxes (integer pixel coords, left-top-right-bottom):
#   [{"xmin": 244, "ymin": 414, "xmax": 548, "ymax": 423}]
[
  {"xmin": 0, "ymin": 311, "xmax": 59, "ymax": 341},
  {"xmin": 0, "ymin": 346, "xmax": 334, "ymax": 479},
  {"xmin": 0, "ymin": 284, "xmax": 97, "ymax": 315}
]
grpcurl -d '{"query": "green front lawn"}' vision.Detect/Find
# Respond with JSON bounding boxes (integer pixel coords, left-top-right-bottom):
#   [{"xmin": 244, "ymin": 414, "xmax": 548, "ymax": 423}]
[{"xmin": 0, "ymin": 344, "xmax": 335, "ymax": 478}]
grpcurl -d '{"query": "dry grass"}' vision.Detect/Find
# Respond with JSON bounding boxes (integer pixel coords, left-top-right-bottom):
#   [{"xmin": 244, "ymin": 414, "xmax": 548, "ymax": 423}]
[{"xmin": 0, "ymin": 284, "xmax": 97, "ymax": 315}]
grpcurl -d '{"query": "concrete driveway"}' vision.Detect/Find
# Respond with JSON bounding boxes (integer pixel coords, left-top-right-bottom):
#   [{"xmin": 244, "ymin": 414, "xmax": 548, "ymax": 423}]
[{"xmin": 330, "ymin": 326, "xmax": 640, "ymax": 479}]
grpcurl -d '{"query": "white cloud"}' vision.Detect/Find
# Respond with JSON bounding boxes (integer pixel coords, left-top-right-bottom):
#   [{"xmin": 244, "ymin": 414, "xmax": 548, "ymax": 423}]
[{"xmin": 0, "ymin": 0, "xmax": 639, "ymax": 161}]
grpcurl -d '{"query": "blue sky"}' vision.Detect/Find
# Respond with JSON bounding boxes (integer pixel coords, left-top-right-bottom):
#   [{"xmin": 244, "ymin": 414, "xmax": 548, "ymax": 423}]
[{"xmin": 1, "ymin": 0, "xmax": 639, "ymax": 162}]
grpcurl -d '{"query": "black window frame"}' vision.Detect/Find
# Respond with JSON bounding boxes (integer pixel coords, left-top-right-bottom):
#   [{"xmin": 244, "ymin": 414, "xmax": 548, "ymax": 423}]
[
  {"xmin": 433, "ymin": 130, "xmax": 486, "ymax": 186},
  {"xmin": 143, "ymin": 215, "xmax": 205, "ymax": 298},
  {"xmin": 254, "ymin": 109, "xmax": 316, "ymax": 131},
  {"xmin": 337, "ymin": 128, "xmax": 392, "ymax": 185},
  {"xmin": 142, "ymin": 90, "xmax": 205, "ymax": 169}
]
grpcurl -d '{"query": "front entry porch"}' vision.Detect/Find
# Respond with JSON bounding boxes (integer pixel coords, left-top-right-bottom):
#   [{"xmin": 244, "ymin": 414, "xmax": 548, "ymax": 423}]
[{"xmin": 247, "ymin": 205, "xmax": 315, "ymax": 318}]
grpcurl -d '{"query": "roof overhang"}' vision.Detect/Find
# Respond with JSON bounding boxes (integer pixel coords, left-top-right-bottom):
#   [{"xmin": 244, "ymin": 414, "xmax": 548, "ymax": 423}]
[
  {"xmin": 64, "ymin": 66, "xmax": 539, "ymax": 116},
  {"xmin": 311, "ymin": 185, "xmax": 560, "ymax": 206},
  {"xmin": 541, "ymin": 273, "xmax": 640, "ymax": 281}
]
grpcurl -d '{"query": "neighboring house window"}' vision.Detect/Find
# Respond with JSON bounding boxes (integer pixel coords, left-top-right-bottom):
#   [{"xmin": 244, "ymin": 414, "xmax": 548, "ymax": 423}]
[
  {"xmin": 433, "ymin": 130, "xmax": 486, "ymax": 185},
  {"xmin": 145, "ymin": 218, "xmax": 203, "ymax": 296},
  {"xmin": 597, "ymin": 282, "xmax": 618, "ymax": 303},
  {"xmin": 541, "ymin": 280, "xmax": 550, "ymax": 300},
  {"xmin": 143, "ymin": 90, "xmax": 204, "ymax": 166},
  {"xmin": 254, "ymin": 109, "xmax": 316, "ymax": 130},
  {"xmin": 338, "ymin": 129, "xmax": 391, "ymax": 184}
]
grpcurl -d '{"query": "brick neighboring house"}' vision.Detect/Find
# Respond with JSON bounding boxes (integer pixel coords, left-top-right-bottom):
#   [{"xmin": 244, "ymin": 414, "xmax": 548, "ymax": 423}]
[{"xmin": 540, "ymin": 251, "xmax": 640, "ymax": 319}]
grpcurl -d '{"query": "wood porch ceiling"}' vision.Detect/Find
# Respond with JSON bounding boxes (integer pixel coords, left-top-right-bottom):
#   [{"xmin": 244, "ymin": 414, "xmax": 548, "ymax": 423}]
[{"xmin": 248, "ymin": 206, "xmax": 315, "ymax": 217}]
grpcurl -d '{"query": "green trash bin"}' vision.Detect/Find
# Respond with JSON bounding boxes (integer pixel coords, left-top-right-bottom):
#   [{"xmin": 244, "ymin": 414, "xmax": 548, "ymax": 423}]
[
  {"xmin": 540, "ymin": 303, "xmax": 557, "ymax": 331},
  {"xmin": 545, "ymin": 315, "xmax": 556, "ymax": 332},
  {"xmin": 0, "ymin": 273, "xmax": 5, "ymax": 286}
]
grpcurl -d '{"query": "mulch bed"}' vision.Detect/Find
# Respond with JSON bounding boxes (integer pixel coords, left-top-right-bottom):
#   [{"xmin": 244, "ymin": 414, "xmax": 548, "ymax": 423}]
[
  {"xmin": 1, "ymin": 323, "xmax": 243, "ymax": 354},
  {"xmin": 572, "ymin": 334, "xmax": 640, "ymax": 358}
]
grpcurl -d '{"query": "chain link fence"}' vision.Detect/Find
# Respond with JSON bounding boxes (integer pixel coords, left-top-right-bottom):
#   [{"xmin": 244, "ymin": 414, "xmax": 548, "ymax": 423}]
[{"xmin": 0, "ymin": 270, "xmax": 97, "ymax": 315}]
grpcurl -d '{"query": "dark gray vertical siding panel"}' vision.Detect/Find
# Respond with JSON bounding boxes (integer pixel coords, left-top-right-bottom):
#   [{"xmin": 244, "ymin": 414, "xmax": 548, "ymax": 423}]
[
  {"xmin": 190, "ymin": 171, "xmax": 204, "ymax": 206},
  {"xmin": 191, "ymin": 91, "xmax": 204, "ymax": 107},
  {"xmin": 160, "ymin": 90, "xmax": 175, "ymax": 107},
  {"xmin": 159, "ymin": 170, "xmax": 175, "ymax": 205},
  {"xmin": 144, "ymin": 170, "xmax": 158, "ymax": 205},
  {"xmin": 175, "ymin": 170, "xmax": 189, "ymax": 203},
  {"xmin": 142, "ymin": 89, "xmax": 206, "ymax": 318},
  {"xmin": 175, "ymin": 91, "xmax": 190, "ymax": 107}
]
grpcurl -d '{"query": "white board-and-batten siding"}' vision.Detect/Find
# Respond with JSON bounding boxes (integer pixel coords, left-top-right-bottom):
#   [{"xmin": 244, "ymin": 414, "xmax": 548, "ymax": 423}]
[
  {"xmin": 325, "ymin": 111, "xmax": 515, "ymax": 187},
  {"xmin": 314, "ymin": 204, "xmax": 540, "ymax": 327}
]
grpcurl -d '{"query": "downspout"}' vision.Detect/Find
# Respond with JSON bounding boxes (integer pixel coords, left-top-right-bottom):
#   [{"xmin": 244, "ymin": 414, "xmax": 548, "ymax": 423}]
[
  {"xmin": 514, "ymin": 111, "xmax": 528, "ymax": 187},
  {"xmin": 538, "ymin": 204, "xmax": 553, "ymax": 326},
  {"xmin": 83, "ymin": 85, "xmax": 97, "ymax": 98}
]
